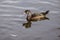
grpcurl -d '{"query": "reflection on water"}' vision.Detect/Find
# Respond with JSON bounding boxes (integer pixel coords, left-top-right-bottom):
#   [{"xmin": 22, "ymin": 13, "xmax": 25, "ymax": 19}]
[{"xmin": 23, "ymin": 21, "xmax": 31, "ymax": 28}]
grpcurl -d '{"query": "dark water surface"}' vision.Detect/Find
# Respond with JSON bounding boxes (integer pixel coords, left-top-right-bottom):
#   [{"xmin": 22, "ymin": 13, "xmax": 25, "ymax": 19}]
[{"xmin": 0, "ymin": 0, "xmax": 60, "ymax": 40}]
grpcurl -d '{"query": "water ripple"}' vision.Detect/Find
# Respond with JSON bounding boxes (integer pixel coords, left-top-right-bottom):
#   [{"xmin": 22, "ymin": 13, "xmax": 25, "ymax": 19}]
[
  {"xmin": 0, "ymin": 14, "xmax": 25, "ymax": 17},
  {"xmin": 50, "ymin": 11, "xmax": 60, "ymax": 14},
  {"xmin": 1, "ymin": 0, "xmax": 19, "ymax": 4},
  {"xmin": 0, "ymin": 9, "xmax": 13, "ymax": 12},
  {"xmin": 0, "ymin": 5, "xmax": 38, "ymax": 10},
  {"xmin": 24, "ymin": 1, "xmax": 58, "ymax": 6}
]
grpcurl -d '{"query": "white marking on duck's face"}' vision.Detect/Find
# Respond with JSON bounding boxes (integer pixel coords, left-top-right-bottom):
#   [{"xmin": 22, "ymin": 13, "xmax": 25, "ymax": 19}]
[
  {"xmin": 26, "ymin": 11, "xmax": 32, "ymax": 14},
  {"xmin": 27, "ymin": 13, "xmax": 32, "ymax": 20},
  {"xmin": 24, "ymin": 13, "xmax": 26, "ymax": 14}
]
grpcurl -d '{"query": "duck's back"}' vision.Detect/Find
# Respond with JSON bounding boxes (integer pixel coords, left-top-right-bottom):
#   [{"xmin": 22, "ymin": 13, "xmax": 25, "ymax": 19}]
[{"xmin": 31, "ymin": 13, "xmax": 40, "ymax": 18}]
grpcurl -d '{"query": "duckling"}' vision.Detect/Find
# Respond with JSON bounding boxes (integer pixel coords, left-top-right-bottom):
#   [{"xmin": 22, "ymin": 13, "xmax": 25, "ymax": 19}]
[{"xmin": 24, "ymin": 10, "xmax": 49, "ymax": 21}]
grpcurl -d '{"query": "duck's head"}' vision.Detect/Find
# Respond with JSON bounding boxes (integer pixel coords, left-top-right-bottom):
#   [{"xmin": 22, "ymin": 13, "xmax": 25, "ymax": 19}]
[{"xmin": 24, "ymin": 10, "xmax": 31, "ymax": 14}]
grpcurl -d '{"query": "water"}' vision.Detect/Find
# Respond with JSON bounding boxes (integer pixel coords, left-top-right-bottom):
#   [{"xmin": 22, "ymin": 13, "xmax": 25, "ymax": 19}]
[{"xmin": 0, "ymin": 0, "xmax": 60, "ymax": 40}]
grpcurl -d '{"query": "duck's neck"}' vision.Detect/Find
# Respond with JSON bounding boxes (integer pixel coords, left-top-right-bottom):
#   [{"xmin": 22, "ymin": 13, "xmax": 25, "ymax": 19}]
[
  {"xmin": 27, "ymin": 12, "xmax": 32, "ymax": 20},
  {"xmin": 27, "ymin": 13, "xmax": 31, "ymax": 16}
]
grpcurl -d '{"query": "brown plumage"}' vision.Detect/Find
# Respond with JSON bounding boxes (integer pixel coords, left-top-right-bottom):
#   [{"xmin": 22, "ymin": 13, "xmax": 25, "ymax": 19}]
[{"xmin": 24, "ymin": 10, "xmax": 49, "ymax": 21}]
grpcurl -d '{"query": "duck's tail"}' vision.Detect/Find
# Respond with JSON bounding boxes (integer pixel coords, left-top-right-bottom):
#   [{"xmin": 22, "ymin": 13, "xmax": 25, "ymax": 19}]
[
  {"xmin": 45, "ymin": 10, "xmax": 49, "ymax": 14},
  {"xmin": 41, "ymin": 10, "xmax": 49, "ymax": 15},
  {"xmin": 44, "ymin": 10, "xmax": 49, "ymax": 15}
]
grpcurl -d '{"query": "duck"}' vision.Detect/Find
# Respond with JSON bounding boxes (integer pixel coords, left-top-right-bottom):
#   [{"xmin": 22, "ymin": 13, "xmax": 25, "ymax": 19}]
[{"xmin": 24, "ymin": 10, "xmax": 49, "ymax": 21}]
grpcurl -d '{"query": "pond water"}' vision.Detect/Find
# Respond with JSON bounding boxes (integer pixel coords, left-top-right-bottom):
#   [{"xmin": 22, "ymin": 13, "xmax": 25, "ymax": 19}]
[{"xmin": 0, "ymin": 0, "xmax": 60, "ymax": 40}]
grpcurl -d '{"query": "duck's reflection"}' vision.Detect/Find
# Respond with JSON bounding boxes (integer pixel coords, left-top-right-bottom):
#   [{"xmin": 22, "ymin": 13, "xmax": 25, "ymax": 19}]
[
  {"xmin": 23, "ymin": 21, "xmax": 32, "ymax": 28},
  {"xmin": 23, "ymin": 10, "xmax": 50, "ymax": 28}
]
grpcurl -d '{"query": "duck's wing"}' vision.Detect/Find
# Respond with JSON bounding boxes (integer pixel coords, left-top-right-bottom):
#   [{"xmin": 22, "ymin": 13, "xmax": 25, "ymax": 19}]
[
  {"xmin": 31, "ymin": 14, "xmax": 37, "ymax": 17},
  {"xmin": 31, "ymin": 13, "xmax": 40, "ymax": 17}
]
